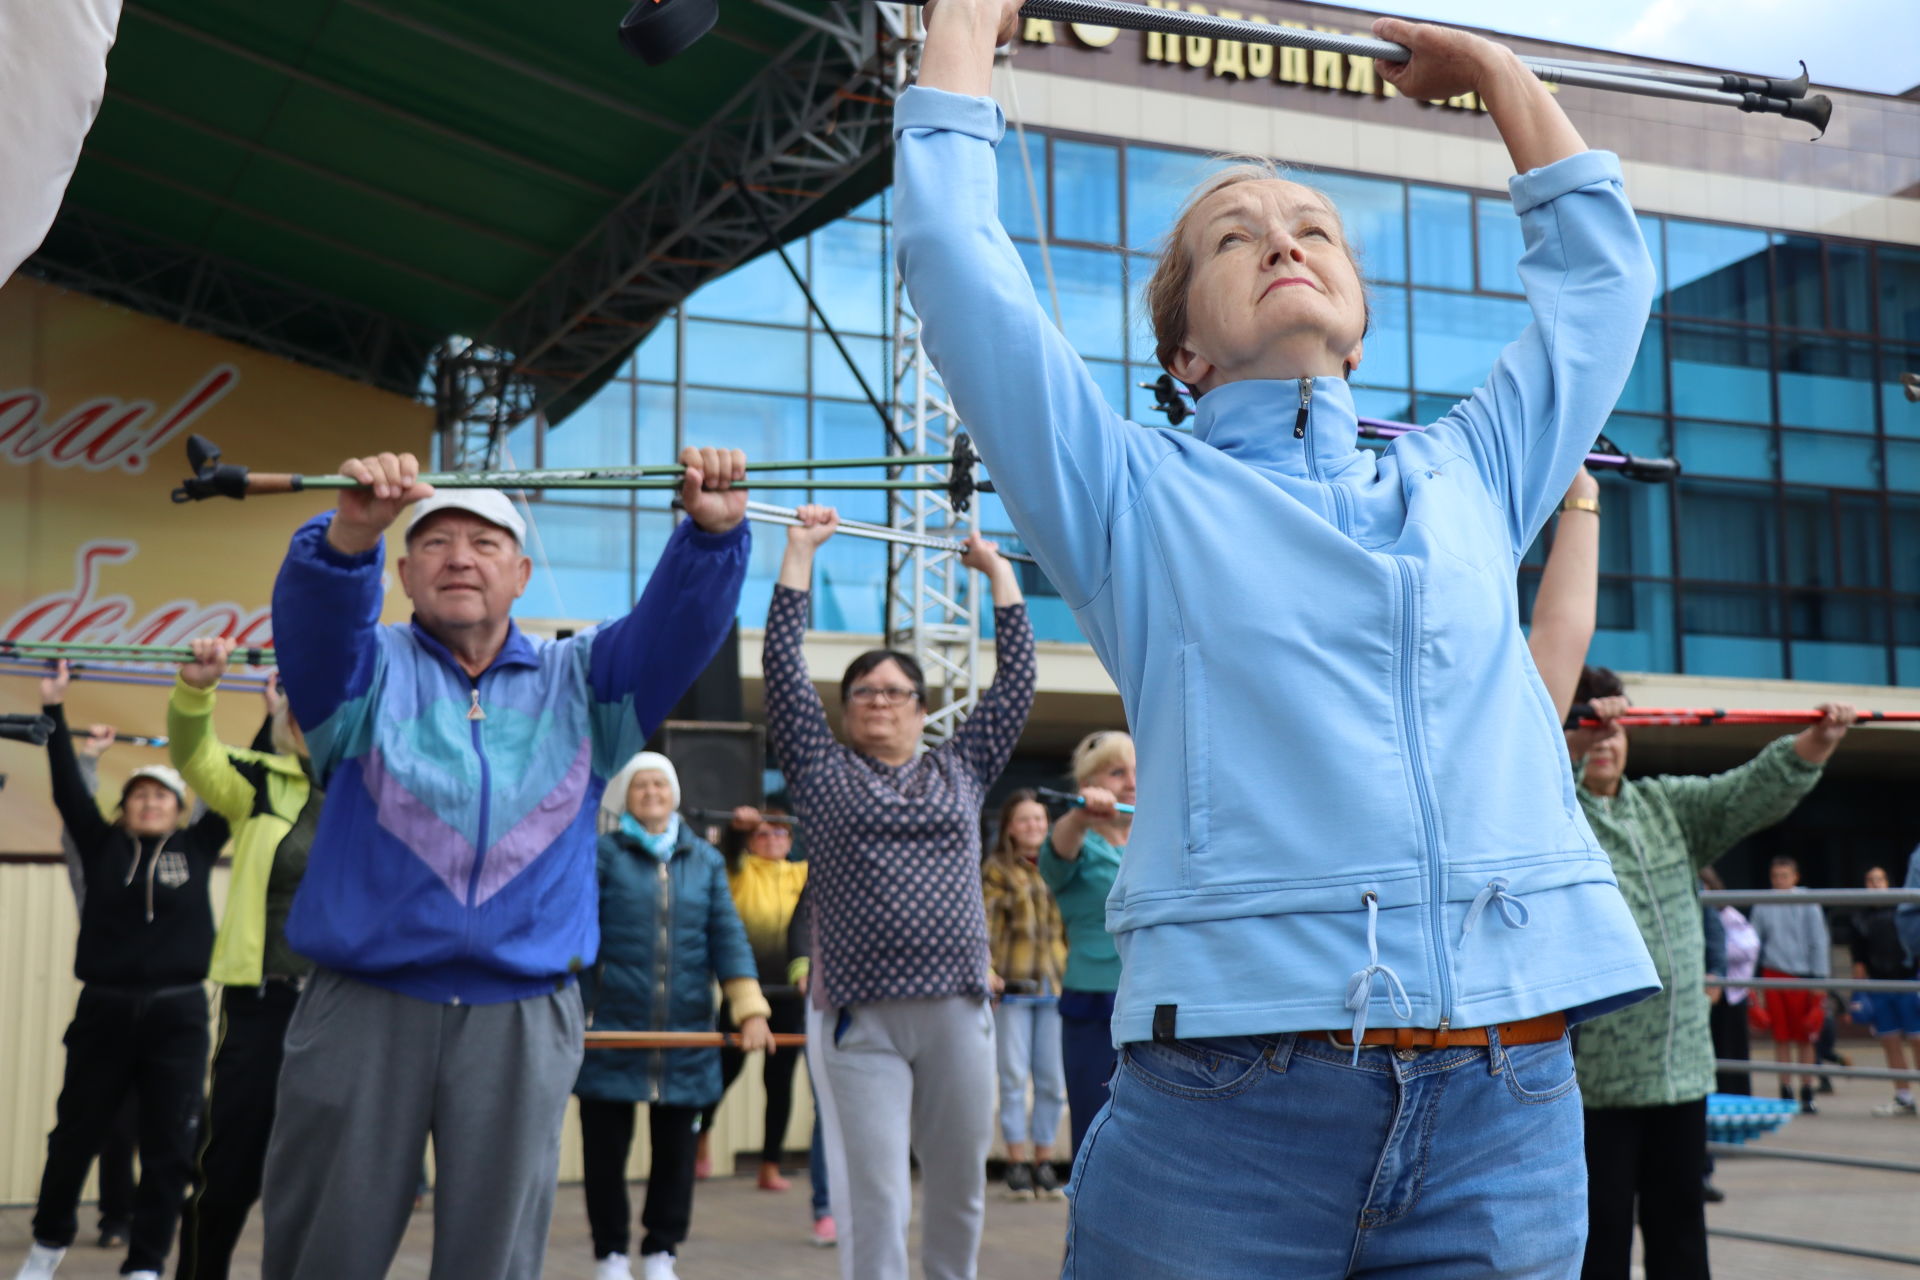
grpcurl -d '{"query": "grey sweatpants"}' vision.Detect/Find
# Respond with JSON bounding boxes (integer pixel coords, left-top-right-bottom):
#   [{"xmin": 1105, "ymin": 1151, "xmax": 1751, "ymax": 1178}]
[
  {"xmin": 809, "ymin": 996, "xmax": 996, "ymax": 1280},
  {"xmin": 259, "ymin": 969, "xmax": 584, "ymax": 1280}
]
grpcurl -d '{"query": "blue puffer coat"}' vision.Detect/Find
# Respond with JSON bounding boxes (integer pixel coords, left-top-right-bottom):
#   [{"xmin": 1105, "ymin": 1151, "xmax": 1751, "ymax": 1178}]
[{"xmin": 575, "ymin": 822, "xmax": 757, "ymax": 1107}]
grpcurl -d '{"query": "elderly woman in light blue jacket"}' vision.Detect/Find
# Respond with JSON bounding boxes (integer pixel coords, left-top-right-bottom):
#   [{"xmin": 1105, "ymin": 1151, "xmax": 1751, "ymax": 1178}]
[{"xmin": 900, "ymin": 4, "xmax": 1662, "ymax": 1274}]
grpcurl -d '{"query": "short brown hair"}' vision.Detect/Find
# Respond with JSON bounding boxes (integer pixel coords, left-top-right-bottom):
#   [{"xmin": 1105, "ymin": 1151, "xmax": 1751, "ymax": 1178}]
[{"xmin": 1144, "ymin": 161, "xmax": 1369, "ymax": 394}]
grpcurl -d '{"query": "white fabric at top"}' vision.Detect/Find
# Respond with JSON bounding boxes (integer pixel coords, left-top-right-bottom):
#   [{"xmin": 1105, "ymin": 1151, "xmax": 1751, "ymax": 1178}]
[{"xmin": 0, "ymin": 0, "xmax": 123, "ymax": 281}]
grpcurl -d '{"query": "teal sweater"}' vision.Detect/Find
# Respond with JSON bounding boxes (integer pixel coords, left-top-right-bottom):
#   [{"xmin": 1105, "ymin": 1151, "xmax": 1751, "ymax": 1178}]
[
  {"xmin": 1040, "ymin": 830, "xmax": 1124, "ymax": 994},
  {"xmin": 1573, "ymin": 737, "xmax": 1823, "ymax": 1109}
]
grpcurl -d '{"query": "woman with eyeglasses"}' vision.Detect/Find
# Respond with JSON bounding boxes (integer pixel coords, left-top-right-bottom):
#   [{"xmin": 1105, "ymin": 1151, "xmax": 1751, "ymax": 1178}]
[
  {"xmin": 765, "ymin": 503, "xmax": 1036, "ymax": 1280},
  {"xmin": 697, "ymin": 806, "xmax": 809, "ymax": 1197}
]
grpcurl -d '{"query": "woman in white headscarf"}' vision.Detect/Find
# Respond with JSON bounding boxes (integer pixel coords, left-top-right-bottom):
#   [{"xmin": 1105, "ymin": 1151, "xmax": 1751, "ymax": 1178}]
[{"xmin": 572, "ymin": 751, "xmax": 773, "ymax": 1280}]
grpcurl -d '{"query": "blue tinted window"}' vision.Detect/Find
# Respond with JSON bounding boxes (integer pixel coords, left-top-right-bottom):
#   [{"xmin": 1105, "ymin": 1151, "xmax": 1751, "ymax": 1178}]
[
  {"xmin": 1666, "ymin": 221, "xmax": 1769, "ymax": 323},
  {"xmin": 1355, "ymin": 285, "xmax": 1410, "ymax": 391},
  {"xmin": 1411, "ymin": 290, "xmax": 1529, "ymax": 395},
  {"xmin": 1617, "ymin": 322, "xmax": 1666, "ymax": 416},
  {"xmin": 1881, "ymin": 350, "xmax": 1920, "ymax": 438},
  {"xmin": 1892, "ymin": 498, "xmax": 1920, "ymax": 591},
  {"xmin": 1016, "ymin": 243, "xmax": 1125, "ymax": 360},
  {"xmin": 810, "ymin": 220, "xmax": 888, "ymax": 336},
  {"xmin": 1780, "ymin": 431, "xmax": 1876, "ymax": 489},
  {"xmin": 1830, "ymin": 244, "xmax": 1872, "ymax": 333},
  {"xmin": 1353, "ymin": 386, "xmax": 1415, "ymax": 422},
  {"xmin": 634, "ymin": 316, "xmax": 676, "ymax": 382},
  {"xmin": 684, "ymin": 321, "xmax": 806, "ymax": 394},
  {"xmin": 811, "ymin": 399, "xmax": 888, "ymax": 524},
  {"xmin": 682, "ymin": 388, "xmax": 807, "ymax": 467},
  {"xmin": 1588, "ymin": 582, "xmax": 1676, "ymax": 673},
  {"xmin": 543, "ymin": 385, "xmax": 632, "ymax": 506},
  {"xmin": 1781, "ymin": 491, "xmax": 1889, "ymax": 591},
  {"xmin": 531, "ymin": 503, "xmax": 635, "ymax": 622},
  {"xmin": 811, "ymin": 332, "xmax": 888, "ymax": 405},
  {"xmin": 1598, "ymin": 413, "xmax": 1667, "ymax": 460},
  {"xmin": 1675, "ymin": 420, "xmax": 1772, "ymax": 481},
  {"xmin": 997, "ymin": 129, "xmax": 1046, "ymax": 240},
  {"xmin": 1678, "ymin": 480, "xmax": 1776, "ymax": 582},
  {"xmin": 1409, "ymin": 187, "xmax": 1472, "ymax": 290},
  {"xmin": 1127, "ymin": 256, "xmax": 1156, "ymax": 364},
  {"xmin": 1638, "ymin": 214, "xmax": 1664, "ymax": 304},
  {"xmin": 637, "ymin": 384, "xmax": 676, "ymax": 473},
  {"xmin": 1777, "ymin": 336, "xmax": 1874, "ymax": 432},
  {"xmin": 1791, "ymin": 637, "xmax": 1887, "ymax": 684},
  {"xmin": 1773, "ymin": 235, "xmax": 1822, "ymax": 329},
  {"xmin": 1891, "ymin": 442, "xmax": 1920, "ymax": 493},
  {"xmin": 1085, "ymin": 359, "xmax": 1129, "ymax": 417},
  {"xmin": 1053, "ymin": 139, "xmax": 1120, "ymax": 244},
  {"xmin": 1125, "ymin": 146, "xmax": 1224, "ymax": 251},
  {"xmin": 1878, "ymin": 246, "xmax": 1920, "ymax": 344},
  {"xmin": 813, "ymin": 539, "xmax": 886, "ymax": 633},
  {"xmin": 1669, "ymin": 324, "xmax": 1770, "ymax": 423},
  {"xmin": 1474, "ymin": 197, "xmax": 1523, "ymax": 293},
  {"xmin": 686, "ymin": 250, "xmax": 806, "ymax": 326},
  {"xmin": 1312, "ymin": 173, "xmax": 1406, "ymax": 284},
  {"xmin": 1596, "ymin": 466, "xmax": 1672, "ymax": 576},
  {"xmin": 1682, "ymin": 587, "xmax": 1782, "ymax": 678}
]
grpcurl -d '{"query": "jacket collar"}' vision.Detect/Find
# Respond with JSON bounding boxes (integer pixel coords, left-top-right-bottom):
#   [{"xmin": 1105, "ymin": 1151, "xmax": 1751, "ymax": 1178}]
[
  {"xmin": 408, "ymin": 616, "xmax": 541, "ymax": 679},
  {"xmin": 1189, "ymin": 375, "xmax": 1366, "ymax": 481}
]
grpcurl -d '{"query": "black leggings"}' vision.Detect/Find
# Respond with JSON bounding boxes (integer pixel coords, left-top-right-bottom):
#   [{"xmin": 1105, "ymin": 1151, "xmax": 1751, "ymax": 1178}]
[
  {"xmin": 701, "ymin": 996, "xmax": 805, "ymax": 1164},
  {"xmin": 32, "ymin": 985, "xmax": 210, "ymax": 1274},
  {"xmin": 580, "ymin": 1098, "xmax": 702, "ymax": 1258},
  {"xmin": 1581, "ymin": 1098, "xmax": 1710, "ymax": 1280}
]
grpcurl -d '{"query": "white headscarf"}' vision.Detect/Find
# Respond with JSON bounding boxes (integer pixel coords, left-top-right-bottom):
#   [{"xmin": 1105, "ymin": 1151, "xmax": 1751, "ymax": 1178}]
[{"xmin": 600, "ymin": 751, "xmax": 682, "ymax": 835}]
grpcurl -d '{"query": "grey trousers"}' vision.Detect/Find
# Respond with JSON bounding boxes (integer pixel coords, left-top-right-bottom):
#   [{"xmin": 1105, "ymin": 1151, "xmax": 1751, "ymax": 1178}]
[
  {"xmin": 811, "ymin": 996, "xmax": 996, "ymax": 1280},
  {"xmin": 259, "ymin": 969, "xmax": 584, "ymax": 1280}
]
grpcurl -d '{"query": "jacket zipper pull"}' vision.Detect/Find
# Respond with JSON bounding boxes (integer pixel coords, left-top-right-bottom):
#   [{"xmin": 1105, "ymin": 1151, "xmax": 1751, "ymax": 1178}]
[
  {"xmin": 467, "ymin": 688, "xmax": 485, "ymax": 721},
  {"xmin": 1293, "ymin": 375, "xmax": 1314, "ymax": 439}
]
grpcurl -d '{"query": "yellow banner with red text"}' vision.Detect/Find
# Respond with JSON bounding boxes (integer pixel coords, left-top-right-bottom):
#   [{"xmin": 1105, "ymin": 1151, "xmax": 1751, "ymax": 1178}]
[{"xmin": 0, "ymin": 277, "xmax": 431, "ymax": 851}]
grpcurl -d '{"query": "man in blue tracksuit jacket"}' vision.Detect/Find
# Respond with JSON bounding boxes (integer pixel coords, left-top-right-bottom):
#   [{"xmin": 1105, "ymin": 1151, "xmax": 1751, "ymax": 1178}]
[
  {"xmin": 257, "ymin": 447, "xmax": 750, "ymax": 1280},
  {"xmin": 905, "ymin": 5, "xmax": 1661, "ymax": 1276}
]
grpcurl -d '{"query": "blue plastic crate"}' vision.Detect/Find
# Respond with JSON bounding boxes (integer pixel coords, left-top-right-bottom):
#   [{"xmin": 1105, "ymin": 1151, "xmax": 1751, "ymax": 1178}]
[{"xmin": 1705, "ymin": 1092, "xmax": 1798, "ymax": 1145}]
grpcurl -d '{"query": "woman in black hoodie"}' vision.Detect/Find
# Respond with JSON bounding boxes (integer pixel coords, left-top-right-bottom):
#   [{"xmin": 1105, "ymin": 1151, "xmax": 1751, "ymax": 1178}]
[{"xmin": 15, "ymin": 659, "xmax": 229, "ymax": 1280}]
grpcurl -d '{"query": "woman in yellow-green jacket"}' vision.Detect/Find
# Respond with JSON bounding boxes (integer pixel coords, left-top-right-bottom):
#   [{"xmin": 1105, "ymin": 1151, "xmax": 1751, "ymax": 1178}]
[{"xmin": 167, "ymin": 638, "xmax": 321, "ymax": 1280}]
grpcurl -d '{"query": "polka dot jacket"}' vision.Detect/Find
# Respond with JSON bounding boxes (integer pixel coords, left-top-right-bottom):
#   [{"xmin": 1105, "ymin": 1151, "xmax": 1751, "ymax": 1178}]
[{"xmin": 763, "ymin": 585, "xmax": 1036, "ymax": 1009}]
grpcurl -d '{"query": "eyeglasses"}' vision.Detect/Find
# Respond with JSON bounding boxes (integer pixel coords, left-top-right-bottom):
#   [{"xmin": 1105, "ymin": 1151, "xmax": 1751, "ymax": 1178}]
[
  {"xmin": 751, "ymin": 825, "xmax": 792, "ymax": 840},
  {"xmin": 847, "ymin": 685, "xmax": 919, "ymax": 706}
]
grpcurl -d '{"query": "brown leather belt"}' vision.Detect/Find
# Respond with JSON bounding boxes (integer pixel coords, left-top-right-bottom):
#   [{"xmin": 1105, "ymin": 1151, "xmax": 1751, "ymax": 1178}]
[{"xmin": 1319, "ymin": 1011, "xmax": 1567, "ymax": 1052}]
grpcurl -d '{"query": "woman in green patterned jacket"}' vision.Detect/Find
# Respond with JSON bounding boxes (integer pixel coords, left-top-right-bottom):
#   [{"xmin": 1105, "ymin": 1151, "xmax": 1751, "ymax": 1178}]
[{"xmin": 1526, "ymin": 479, "xmax": 1857, "ymax": 1278}]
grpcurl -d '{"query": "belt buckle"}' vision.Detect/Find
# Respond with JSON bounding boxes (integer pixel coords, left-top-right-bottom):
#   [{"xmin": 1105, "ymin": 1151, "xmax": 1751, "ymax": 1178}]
[{"xmin": 1327, "ymin": 1028, "xmax": 1377, "ymax": 1051}]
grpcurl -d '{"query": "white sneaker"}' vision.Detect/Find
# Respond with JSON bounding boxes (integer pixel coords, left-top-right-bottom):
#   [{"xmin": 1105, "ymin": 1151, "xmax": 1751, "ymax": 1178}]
[
  {"xmin": 641, "ymin": 1252, "xmax": 680, "ymax": 1280},
  {"xmin": 1870, "ymin": 1095, "xmax": 1917, "ymax": 1117},
  {"xmin": 595, "ymin": 1253, "xmax": 635, "ymax": 1280},
  {"xmin": 124, "ymin": 1272, "xmax": 159, "ymax": 1280},
  {"xmin": 14, "ymin": 1243, "xmax": 66, "ymax": 1279}
]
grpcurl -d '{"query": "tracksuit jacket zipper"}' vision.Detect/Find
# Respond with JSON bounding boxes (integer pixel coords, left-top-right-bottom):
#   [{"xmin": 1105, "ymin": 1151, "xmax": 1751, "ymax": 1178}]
[
  {"xmin": 651, "ymin": 854, "xmax": 673, "ymax": 1103},
  {"xmin": 462, "ymin": 682, "xmax": 491, "ymax": 981},
  {"xmin": 1393, "ymin": 555, "xmax": 1453, "ymax": 1030}
]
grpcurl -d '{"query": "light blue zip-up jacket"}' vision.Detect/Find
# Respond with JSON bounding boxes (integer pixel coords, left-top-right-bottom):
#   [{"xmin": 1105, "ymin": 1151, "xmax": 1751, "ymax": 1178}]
[{"xmin": 894, "ymin": 86, "xmax": 1660, "ymax": 1045}]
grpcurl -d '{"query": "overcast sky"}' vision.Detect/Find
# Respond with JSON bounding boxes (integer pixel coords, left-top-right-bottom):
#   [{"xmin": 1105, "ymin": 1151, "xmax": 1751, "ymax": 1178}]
[{"xmin": 1366, "ymin": 0, "xmax": 1920, "ymax": 95}]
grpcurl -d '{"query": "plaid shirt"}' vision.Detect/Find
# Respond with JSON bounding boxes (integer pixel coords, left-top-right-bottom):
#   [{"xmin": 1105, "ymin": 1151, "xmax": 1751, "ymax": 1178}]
[
  {"xmin": 983, "ymin": 854, "xmax": 1066, "ymax": 991},
  {"xmin": 763, "ymin": 585, "xmax": 1035, "ymax": 1009}
]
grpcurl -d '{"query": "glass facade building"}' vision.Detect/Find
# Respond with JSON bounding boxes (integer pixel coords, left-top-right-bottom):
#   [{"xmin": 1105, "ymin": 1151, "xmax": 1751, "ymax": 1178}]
[{"xmin": 513, "ymin": 129, "xmax": 1920, "ymax": 688}]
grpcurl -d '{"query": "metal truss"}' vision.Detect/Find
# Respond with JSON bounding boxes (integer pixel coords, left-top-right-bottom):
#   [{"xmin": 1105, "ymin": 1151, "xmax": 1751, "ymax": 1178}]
[
  {"xmin": 474, "ymin": 0, "xmax": 896, "ymax": 441},
  {"xmin": 23, "ymin": 207, "xmax": 438, "ymax": 400},
  {"xmin": 877, "ymin": 5, "xmax": 984, "ymax": 746},
  {"xmin": 434, "ymin": 339, "xmax": 539, "ymax": 471}
]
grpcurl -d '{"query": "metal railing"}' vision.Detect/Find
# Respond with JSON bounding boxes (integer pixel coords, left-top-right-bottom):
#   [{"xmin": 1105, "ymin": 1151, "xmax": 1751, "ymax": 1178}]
[{"xmin": 1699, "ymin": 888, "xmax": 1920, "ymax": 908}]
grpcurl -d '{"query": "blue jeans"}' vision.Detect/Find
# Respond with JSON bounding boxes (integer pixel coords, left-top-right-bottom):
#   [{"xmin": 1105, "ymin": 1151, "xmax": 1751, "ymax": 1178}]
[
  {"xmin": 807, "ymin": 1085, "xmax": 829, "ymax": 1219},
  {"xmin": 994, "ymin": 997, "xmax": 1067, "ymax": 1148},
  {"xmin": 1064, "ymin": 1030, "xmax": 1587, "ymax": 1279},
  {"xmin": 1058, "ymin": 991, "xmax": 1118, "ymax": 1159}
]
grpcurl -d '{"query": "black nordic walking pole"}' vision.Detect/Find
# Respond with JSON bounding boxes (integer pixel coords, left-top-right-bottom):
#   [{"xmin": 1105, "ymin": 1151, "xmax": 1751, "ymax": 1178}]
[{"xmin": 0, "ymin": 714, "xmax": 55, "ymax": 747}]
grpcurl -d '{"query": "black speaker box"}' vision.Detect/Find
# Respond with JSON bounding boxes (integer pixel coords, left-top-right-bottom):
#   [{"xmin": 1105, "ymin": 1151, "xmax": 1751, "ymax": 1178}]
[{"xmin": 653, "ymin": 719, "xmax": 765, "ymax": 818}]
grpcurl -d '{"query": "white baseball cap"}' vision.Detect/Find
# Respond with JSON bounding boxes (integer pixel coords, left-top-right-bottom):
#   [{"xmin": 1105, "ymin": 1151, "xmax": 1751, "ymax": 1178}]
[
  {"xmin": 405, "ymin": 488, "xmax": 527, "ymax": 546},
  {"xmin": 123, "ymin": 764, "xmax": 188, "ymax": 806}
]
